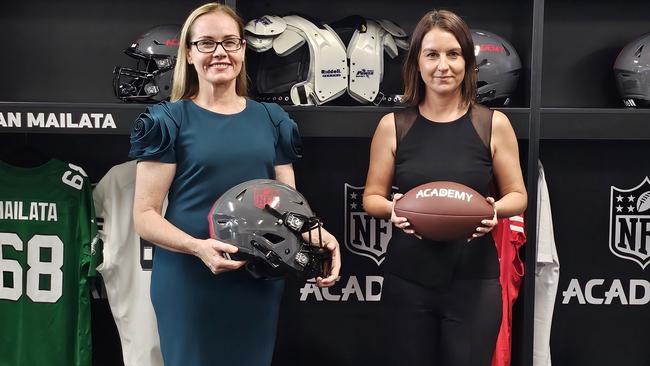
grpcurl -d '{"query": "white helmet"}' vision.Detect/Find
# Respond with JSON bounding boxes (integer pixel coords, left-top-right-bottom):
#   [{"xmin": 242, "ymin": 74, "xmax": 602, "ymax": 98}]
[{"xmin": 614, "ymin": 33, "xmax": 650, "ymax": 108}]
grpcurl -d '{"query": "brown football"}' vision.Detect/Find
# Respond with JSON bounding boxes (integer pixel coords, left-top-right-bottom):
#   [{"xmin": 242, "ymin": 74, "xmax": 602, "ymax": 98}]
[{"xmin": 394, "ymin": 181, "xmax": 494, "ymax": 241}]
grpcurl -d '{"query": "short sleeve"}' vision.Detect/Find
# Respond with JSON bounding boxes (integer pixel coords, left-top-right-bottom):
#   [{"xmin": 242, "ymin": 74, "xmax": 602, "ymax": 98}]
[
  {"xmin": 261, "ymin": 102, "xmax": 303, "ymax": 165},
  {"xmin": 128, "ymin": 102, "xmax": 180, "ymax": 163}
]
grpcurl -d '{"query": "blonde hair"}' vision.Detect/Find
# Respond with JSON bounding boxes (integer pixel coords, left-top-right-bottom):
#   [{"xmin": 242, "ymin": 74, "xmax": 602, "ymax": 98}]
[
  {"xmin": 401, "ymin": 9, "xmax": 477, "ymax": 107},
  {"xmin": 170, "ymin": 3, "xmax": 248, "ymax": 101}
]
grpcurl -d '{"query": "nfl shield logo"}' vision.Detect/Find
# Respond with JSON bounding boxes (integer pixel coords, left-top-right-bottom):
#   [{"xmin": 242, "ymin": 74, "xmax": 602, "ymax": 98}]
[
  {"xmin": 344, "ymin": 183, "xmax": 397, "ymax": 265},
  {"xmin": 609, "ymin": 177, "xmax": 650, "ymax": 269},
  {"xmin": 254, "ymin": 188, "xmax": 280, "ymax": 209}
]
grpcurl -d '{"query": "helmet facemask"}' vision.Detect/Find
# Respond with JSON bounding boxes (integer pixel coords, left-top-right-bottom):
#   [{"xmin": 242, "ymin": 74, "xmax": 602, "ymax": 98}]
[
  {"xmin": 113, "ymin": 25, "xmax": 180, "ymax": 102},
  {"xmin": 113, "ymin": 56, "xmax": 175, "ymax": 102}
]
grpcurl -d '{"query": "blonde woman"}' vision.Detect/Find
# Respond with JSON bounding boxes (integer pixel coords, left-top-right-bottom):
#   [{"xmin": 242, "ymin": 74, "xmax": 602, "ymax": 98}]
[{"xmin": 130, "ymin": 3, "xmax": 340, "ymax": 365}]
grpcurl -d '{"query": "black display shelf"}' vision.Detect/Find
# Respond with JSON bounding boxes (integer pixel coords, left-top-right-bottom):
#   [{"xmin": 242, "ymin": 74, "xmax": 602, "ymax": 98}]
[
  {"xmin": 541, "ymin": 108, "xmax": 650, "ymax": 140},
  {"xmin": 287, "ymin": 106, "xmax": 530, "ymax": 139},
  {"xmin": 0, "ymin": 102, "xmax": 531, "ymax": 139}
]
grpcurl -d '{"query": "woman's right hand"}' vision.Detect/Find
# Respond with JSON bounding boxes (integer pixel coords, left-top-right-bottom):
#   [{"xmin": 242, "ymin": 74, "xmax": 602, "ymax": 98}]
[
  {"xmin": 193, "ymin": 238, "xmax": 247, "ymax": 275},
  {"xmin": 390, "ymin": 193, "xmax": 421, "ymax": 238}
]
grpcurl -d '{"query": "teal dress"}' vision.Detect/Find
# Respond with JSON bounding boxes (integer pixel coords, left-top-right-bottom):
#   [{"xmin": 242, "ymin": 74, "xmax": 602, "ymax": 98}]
[{"xmin": 129, "ymin": 99, "xmax": 301, "ymax": 366}]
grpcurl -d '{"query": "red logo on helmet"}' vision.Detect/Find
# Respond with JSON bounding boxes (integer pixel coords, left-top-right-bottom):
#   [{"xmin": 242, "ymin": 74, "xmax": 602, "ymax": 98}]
[
  {"xmin": 480, "ymin": 44, "xmax": 505, "ymax": 53},
  {"xmin": 165, "ymin": 38, "xmax": 180, "ymax": 46},
  {"xmin": 254, "ymin": 188, "xmax": 280, "ymax": 209}
]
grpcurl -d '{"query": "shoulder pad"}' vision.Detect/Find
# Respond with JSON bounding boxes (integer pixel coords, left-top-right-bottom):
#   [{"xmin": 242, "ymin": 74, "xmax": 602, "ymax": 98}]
[
  {"xmin": 245, "ymin": 15, "xmax": 287, "ymax": 37},
  {"xmin": 394, "ymin": 37, "xmax": 409, "ymax": 50},
  {"xmin": 283, "ymin": 15, "xmax": 348, "ymax": 105},
  {"xmin": 347, "ymin": 20, "xmax": 384, "ymax": 103},
  {"xmin": 383, "ymin": 33, "xmax": 399, "ymax": 58},
  {"xmin": 290, "ymin": 80, "xmax": 315, "ymax": 106},
  {"xmin": 273, "ymin": 28, "xmax": 306, "ymax": 56},
  {"xmin": 376, "ymin": 19, "xmax": 407, "ymax": 38},
  {"xmin": 245, "ymin": 34, "xmax": 274, "ymax": 52}
]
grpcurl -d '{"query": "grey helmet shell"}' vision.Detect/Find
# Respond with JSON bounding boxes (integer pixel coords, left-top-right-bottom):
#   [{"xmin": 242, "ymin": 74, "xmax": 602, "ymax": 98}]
[
  {"xmin": 614, "ymin": 33, "xmax": 650, "ymax": 108},
  {"xmin": 209, "ymin": 179, "xmax": 329, "ymax": 279},
  {"xmin": 113, "ymin": 25, "xmax": 180, "ymax": 102},
  {"xmin": 471, "ymin": 29, "xmax": 522, "ymax": 106}
]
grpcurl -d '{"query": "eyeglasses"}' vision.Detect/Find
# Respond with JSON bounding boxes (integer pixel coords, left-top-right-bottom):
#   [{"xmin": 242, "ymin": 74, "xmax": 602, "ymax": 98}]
[{"xmin": 189, "ymin": 38, "xmax": 243, "ymax": 53}]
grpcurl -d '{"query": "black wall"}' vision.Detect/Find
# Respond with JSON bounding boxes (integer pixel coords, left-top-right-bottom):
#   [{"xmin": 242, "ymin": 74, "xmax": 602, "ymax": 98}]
[
  {"xmin": 2, "ymin": 0, "xmax": 650, "ymax": 365},
  {"xmin": 1, "ymin": 1, "xmax": 206, "ymax": 103},
  {"xmin": 542, "ymin": 0, "xmax": 650, "ymax": 107},
  {"xmin": 542, "ymin": 140, "xmax": 650, "ymax": 365}
]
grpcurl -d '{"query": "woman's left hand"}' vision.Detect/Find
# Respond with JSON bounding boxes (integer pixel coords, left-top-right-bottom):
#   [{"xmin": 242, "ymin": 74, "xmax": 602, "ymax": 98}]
[
  {"xmin": 471, "ymin": 197, "xmax": 498, "ymax": 240},
  {"xmin": 302, "ymin": 227, "xmax": 341, "ymax": 288}
]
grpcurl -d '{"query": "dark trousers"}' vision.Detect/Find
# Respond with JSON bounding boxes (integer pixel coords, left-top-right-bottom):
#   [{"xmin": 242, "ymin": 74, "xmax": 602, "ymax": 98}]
[{"xmin": 381, "ymin": 273, "xmax": 502, "ymax": 366}]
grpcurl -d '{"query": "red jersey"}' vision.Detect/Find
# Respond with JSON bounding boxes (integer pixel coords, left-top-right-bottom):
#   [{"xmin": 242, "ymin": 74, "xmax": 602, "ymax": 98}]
[{"xmin": 491, "ymin": 215, "xmax": 526, "ymax": 366}]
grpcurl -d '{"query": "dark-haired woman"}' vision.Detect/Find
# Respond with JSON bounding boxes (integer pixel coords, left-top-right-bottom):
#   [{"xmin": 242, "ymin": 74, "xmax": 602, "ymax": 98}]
[{"xmin": 363, "ymin": 9, "xmax": 527, "ymax": 365}]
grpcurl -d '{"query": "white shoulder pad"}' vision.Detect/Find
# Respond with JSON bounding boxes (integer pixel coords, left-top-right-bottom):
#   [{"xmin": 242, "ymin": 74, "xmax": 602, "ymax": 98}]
[
  {"xmin": 245, "ymin": 34, "xmax": 274, "ymax": 52},
  {"xmin": 347, "ymin": 19, "xmax": 384, "ymax": 103},
  {"xmin": 273, "ymin": 28, "xmax": 305, "ymax": 56},
  {"xmin": 282, "ymin": 15, "xmax": 348, "ymax": 105},
  {"xmin": 244, "ymin": 15, "xmax": 287, "ymax": 37},
  {"xmin": 395, "ymin": 37, "xmax": 409, "ymax": 50},
  {"xmin": 376, "ymin": 19, "xmax": 407, "ymax": 38},
  {"xmin": 290, "ymin": 80, "xmax": 315, "ymax": 106},
  {"xmin": 383, "ymin": 33, "xmax": 399, "ymax": 59}
]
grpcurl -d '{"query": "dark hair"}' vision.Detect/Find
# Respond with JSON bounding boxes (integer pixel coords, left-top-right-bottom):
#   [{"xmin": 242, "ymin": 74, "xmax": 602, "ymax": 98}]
[{"xmin": 402, "ymin": 9, "xmax": 477, "ymax": 107}]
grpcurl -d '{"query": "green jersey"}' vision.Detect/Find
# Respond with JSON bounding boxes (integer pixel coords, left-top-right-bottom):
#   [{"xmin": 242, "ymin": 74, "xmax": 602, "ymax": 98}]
[{"xmin": 0, "ymin": 159, "xmax": 100, "ymax": 366}]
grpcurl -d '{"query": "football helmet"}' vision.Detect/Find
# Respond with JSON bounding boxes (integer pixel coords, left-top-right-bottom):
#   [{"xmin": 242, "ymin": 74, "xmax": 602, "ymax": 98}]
[
  {"xmin": 471, "ymin": 29, "xmax": 522, "ymax": 106},
  {"xmin": 614, "ymin": 33, "xmax": 650, "ymax": 107},
  {"xmin": 113, "ymin": 25, "xmax": 180, "ymax": 102},
  {"xmin": 209, "ymin": 179, "xmax": 330, "ymax": 279}
]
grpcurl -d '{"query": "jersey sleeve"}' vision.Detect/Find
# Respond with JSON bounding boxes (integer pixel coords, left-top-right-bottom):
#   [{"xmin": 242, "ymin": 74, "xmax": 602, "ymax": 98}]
[
  {"xmin": 92, "ymin": 175, "xmax": 110, "ymax": 274},
  {"xmin": 508, "ymin": 215, "xmax": 526, "ymax": 277},
  {"xmin": 128, "ymin": 101, "xmax": 180, "ymax": 163},
  {"xmin": 80, "ymin": 175, "xmax": 101, "ymax": 277},
  {"xmin": 261, "ymin": 102, "xmax": 303, "ymax": 165}
]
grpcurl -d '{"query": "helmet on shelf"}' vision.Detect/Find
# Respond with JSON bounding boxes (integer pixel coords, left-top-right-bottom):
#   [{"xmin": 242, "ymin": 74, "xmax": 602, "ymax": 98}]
[
  {"xmin": 614, "ymin": 33, "xmax": 650, "ymax": 108},
  {"xmin": 471, "ymin": 29, "xmax": 522, "ymax": 106},
  {"xmin": 113, "ymin": 25, "xmax": 180, "ymax": 102}
]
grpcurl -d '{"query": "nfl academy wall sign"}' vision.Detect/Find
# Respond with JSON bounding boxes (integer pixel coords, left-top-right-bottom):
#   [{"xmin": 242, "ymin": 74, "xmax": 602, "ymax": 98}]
[
  {"xmin": 562, "ymin": 176, "xmax": 650, "ymax": 306},
  {"xmin": 609, "ymin": 176, "xmax": 650, "ymax": 269},
  {"xmin": 343, "ymin": 183, "xmax": 398, "ymax": 266},
  {"xmin": 297, "ymin": 183, "xmax": 397, "ymax": 302}
]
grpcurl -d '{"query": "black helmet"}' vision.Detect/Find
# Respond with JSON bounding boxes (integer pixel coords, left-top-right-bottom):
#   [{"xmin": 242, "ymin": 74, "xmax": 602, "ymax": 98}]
[
  {"xmin": 471, "ymin": 29, "xmax": 522, "ymax": 106},
  {"xmin": 209, "ymin": 179, "xmax": 330, "ymax": 279},
  {"xmin": 614, "ymin": 33, "xmax": 650, "ymax": 107},
  {"xmin": 113, "ymin": 25, "xmax": 180, "ymax": 102}
]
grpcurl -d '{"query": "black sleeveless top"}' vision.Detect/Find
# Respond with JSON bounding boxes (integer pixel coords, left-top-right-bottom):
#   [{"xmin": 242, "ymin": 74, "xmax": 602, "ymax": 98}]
[{"xmin": 384, "ymin": 106, "xmax": 499, "ymax": 289}]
